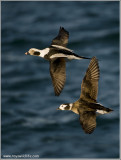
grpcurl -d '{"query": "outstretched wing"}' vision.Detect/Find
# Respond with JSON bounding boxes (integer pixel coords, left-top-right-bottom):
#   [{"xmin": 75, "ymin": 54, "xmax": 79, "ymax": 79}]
[
  {"xmin": 80, "ymin": 57, "xmax": 100, "ymax": 102},
  {"xmin": 51, "ymin": 27, "xmax": 69, "ymax": 47},
  {"xmin": 79, "ymin": 110, "xmax": 96, "ymax": 134},
  {"xmin": 50, "ymin": 58, "xmax": 66, "ymax": 96}
]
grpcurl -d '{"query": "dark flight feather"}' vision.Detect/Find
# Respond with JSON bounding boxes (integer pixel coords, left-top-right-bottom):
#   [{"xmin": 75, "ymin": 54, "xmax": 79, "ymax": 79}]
[
  {"xmin": 80, "ymin": 56, "xmax": 100, "ymax": 102},
  {"xmin": 51, "ymin": 27, "xmax": 69, "ymax": 47},
  {"xmin": 50, "ymin": 58, "xmax": 66, "ymax": 96},
  {"xmin": 79, "ymin": 110, "xmax": 96, "ymax": 134}
]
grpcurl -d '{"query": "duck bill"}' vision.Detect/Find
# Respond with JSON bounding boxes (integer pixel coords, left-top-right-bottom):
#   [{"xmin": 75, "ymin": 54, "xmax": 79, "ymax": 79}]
[
  {"xmin": 56, "ymin": 108, "xmax": 60, "ymax": 110},
  {"xmin": 25, "ymin": 51, "xmax": 30, "ymax": 55}
]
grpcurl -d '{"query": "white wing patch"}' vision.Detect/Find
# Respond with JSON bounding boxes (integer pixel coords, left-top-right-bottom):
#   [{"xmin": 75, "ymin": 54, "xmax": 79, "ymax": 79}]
[
  {"xmin": 67, "ymin": 55, "xmax": 81, "ymax": 60},
  {"xmin": 50, "ymin": 53, "xmax": 81, "ymax": 60},
  {"xmin": 50, "ymin": 53, "xmax": 68, "ymax": 59},
  {"xmin": 96, "ymin": 109, "xmax": 108, "ymax": 114},
  {"xmin": 52, "ymin": 45, "xmax": 73, "ymax": 52}
]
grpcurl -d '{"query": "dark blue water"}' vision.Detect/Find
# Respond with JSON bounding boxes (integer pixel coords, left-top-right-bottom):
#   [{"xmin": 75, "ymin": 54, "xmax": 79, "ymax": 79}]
[{"xmin": 1, "ymin": 1, "xmax": 119, "ymax": 159}]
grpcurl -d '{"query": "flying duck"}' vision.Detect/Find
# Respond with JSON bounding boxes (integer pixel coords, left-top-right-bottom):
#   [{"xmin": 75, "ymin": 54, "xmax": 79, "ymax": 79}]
[
  {"xmin": 25, "ymin": 27, "xmax": 90, "ymax": 96},
  {"xmin": 57, "ymin": 57, "xmax": 113, "ymax": 134}
]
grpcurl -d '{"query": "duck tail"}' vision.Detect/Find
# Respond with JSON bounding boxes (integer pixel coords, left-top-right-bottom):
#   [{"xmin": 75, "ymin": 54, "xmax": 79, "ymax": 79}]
[
  {"xmin": 79, "ymin": 56, "xmax": 91, "ymax": 59},
  {"xmin": 71, "ymin": 52, "xmax": 91, "ymax": 60},
  {"xmin": 96, "ymin": 107, "xmax": 113, "ymax": 114},
  {"xmin": 90, "ymin": 103, "xmax": 113, "ymax": 114}
]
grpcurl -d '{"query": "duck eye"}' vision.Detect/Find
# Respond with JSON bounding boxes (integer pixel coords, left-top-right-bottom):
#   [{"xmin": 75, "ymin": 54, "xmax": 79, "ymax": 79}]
[{"xmin": 34, "ymin": 51, "xmax": 40, "ymax": 56}]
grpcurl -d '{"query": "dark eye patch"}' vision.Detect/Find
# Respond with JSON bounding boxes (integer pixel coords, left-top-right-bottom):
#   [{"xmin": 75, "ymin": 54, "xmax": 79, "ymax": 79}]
[
  {"xmin": 65, "ymin": 106, "xmax": 69, "ymax": 110},
  {"xmin": 34, "ymin": 51, "xmax": 40, "ymax": 56}
]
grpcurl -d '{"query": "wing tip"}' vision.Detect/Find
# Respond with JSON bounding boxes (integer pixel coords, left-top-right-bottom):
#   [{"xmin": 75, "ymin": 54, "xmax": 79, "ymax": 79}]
[
  {"xmin": 59, "ymin": 26, "xmax": 69, "ymax": 35},
  {"xmin": 54, "ymin": 84, "xmax": 65, "ymax": 96},
  {"xmin": 83, "ymin": 126, "xmax": 95, "ymax": 134},
  {"xmin": 91, "ymin": 56, "xmax": 98, "ymax": 62},
  {"xmin": 55, "ymin": 93, "xmax": 60, "ymax": 96},
  {"xmin": 89, "ymin": 56, "xmax": 100, "ymax": 78}
]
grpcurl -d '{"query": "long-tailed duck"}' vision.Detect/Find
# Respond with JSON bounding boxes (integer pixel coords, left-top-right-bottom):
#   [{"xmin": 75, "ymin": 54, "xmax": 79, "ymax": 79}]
[
  {"xmin": 57, "ymin": 57, "xmax": 113, "ymax": 134},
  {"xmin": 25, "ymin": 27, "xmax": 90, "ymax": 96}
]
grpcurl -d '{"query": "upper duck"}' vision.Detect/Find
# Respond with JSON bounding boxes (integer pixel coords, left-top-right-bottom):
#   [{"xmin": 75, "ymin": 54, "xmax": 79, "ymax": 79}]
[
  {"xmin": 57, "ymin": 57, "xmax": 113, "ymax": 134},
  {"xmin": 25, "ymin": 27, "xmax": 90, "ymax": 96}
]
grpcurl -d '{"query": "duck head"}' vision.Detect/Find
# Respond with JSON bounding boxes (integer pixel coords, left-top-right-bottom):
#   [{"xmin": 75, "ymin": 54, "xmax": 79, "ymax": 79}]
[
  {"xmin": 25, "ymin": 48, "xmax": 41, "ymax": 56},
  {"xmin": 25, "ymin": 48, "xmax": 49, "ymax": 58},
  {"xmin": 57, "ymin": 103, "xmax": 73, "ymax": 110}
]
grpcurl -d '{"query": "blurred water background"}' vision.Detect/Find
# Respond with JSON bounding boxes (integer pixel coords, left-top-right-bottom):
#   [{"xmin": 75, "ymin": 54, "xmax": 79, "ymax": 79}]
[{"xmin": 1, "ymin": 1, "xmax": 119, "ymax": 159}]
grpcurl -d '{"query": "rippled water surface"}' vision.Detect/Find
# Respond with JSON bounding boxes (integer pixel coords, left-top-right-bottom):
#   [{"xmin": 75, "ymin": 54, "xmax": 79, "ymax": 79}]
[{"xmin": 1, "ymin": 1, "xmax": 119, "ymax": 158}]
